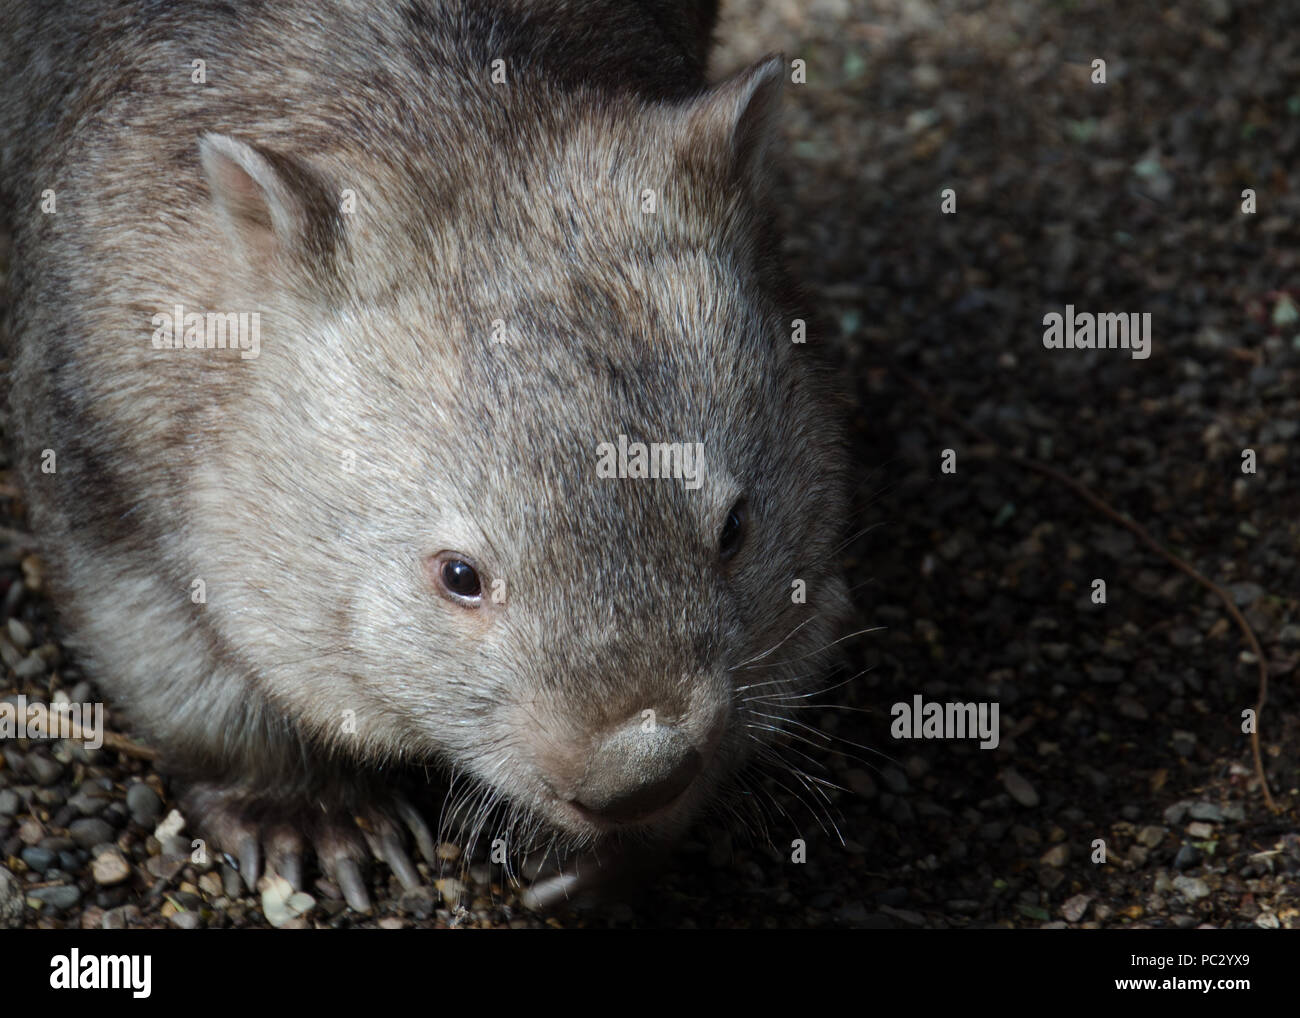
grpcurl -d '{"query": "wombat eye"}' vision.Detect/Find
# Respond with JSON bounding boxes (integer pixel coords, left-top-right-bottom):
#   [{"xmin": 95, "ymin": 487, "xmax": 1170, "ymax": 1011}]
[
  {"xmin": 719, "ymin": 500, "xmax": 746, "ymax": 561},
  {"xmin": 435, "ymin": 556, "xmax": 483, "ymax": 603}
]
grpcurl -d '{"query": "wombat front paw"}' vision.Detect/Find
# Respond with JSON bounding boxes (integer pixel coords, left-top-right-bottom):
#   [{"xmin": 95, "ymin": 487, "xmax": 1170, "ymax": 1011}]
[{"xmin": 180, "ymin": 783, "xmax": 438, "ymax": 913}]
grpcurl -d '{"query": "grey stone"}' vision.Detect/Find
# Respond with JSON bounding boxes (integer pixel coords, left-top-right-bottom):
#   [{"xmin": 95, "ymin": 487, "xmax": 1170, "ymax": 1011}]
[
  {"xmin": 68, "ymin": 817, "xmax": 116, "ymax": 850},
  {"xmin": 126, "ymin": 783, "xmax": 164, "ymax": 827},
  {"xmin": 29, "ymin": 884, "xmax": 82, "ymax": 911}
]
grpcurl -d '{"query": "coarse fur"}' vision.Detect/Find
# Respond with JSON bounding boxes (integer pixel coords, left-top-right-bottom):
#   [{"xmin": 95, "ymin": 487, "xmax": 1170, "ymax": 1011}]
[{"xmin": 0, "ymin": 0, "xmax": 850, "ymax": 905}]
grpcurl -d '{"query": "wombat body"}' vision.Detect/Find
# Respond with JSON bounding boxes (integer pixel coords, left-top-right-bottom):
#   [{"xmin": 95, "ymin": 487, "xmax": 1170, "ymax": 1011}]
[{"xmin": 0, "ymin": 0, "xmax": 848, "ymax": 909}]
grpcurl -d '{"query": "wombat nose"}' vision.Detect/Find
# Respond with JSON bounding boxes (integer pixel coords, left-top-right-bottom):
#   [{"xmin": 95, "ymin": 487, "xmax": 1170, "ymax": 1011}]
[{"xmin": 572, "ymin": 720, "xmax": 702, "ymax": 823}]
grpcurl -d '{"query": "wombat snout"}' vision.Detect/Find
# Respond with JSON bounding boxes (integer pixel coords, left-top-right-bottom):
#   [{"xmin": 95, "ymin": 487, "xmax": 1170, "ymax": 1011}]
[
  {"xmin": 538, "ymin": 713, "xmax": 718, "ymax": 827},
  {"xmin": 569, "ymin": 721, "xmax": 704, "ymax": 823}
]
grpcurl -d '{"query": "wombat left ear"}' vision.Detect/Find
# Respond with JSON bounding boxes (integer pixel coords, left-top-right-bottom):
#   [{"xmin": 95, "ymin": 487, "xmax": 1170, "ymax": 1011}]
[
  {"xmin": 680, "ymin": 54, "xmax": 785, "ymax": 186},
  {"xmin": 198, "ymin": 133, "xmax": 341, "ymax": 276}
]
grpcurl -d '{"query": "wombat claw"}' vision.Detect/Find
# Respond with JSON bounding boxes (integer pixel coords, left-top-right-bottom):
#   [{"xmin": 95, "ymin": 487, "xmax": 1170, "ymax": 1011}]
[{"xmin": 186, "ymin": 784, "xmax": 437, "ymax": 914}]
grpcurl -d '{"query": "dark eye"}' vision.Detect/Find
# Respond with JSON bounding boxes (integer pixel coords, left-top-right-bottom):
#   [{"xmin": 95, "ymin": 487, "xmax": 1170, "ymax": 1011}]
[
  {"xmin": 437, "ymin": 556, "xmax": 482, "ymax": 602},
  {"xmin": 719, "ymin": 500, "xmax": 746, "ymax": 561}
]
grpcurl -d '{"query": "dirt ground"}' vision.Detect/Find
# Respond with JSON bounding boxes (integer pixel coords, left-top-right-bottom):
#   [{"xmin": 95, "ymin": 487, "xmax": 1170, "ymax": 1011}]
[{"xmin": 1, "ymin": 0, "xmax": 1297, "ymax": 928}]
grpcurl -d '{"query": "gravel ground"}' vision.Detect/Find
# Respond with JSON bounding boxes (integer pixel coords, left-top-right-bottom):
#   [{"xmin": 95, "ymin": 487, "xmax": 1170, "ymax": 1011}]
[{"xmin": 1, "ymin": 0, "xmax": 1297, "ymax": 929}]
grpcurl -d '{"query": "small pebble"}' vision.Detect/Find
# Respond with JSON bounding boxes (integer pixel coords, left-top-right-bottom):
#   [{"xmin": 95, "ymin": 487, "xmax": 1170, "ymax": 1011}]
[
  {"xmin": 1187, "ymin": 802, "xmax": 1223, "ymax": 823},
  {"xmin": 1227, "ymin": 582, "xmax": 1263, "ymax": 606},
  {"xmin": 1172, "ymin": 875, "xmax": 1210, "ymax": 902},
  {"xmin": 145, "ymin": 855, "xmax": 185, "ymax": 881},
  {"xmin": 1136, "ymin": 825, "xmax": 1165, "ymax": 848},
  {"xmin": 68, "ymin": 817, "xmax": 116, "ymax": 850},
  {"xmin": 26, "ymin": 755, "xmax": 63, "ymax": 787},
  {"xmin": 20, "ymin": 846, "xmax": 57, "ymax": 873},
  {"xmin": 1173, "ymin": 844, "xmax": 1202, "ymax": 871},
  {"xmin": 1115, "ymin": 696, "xmax": 1148, "ymax": 720},
  {"xmin": 17, "ymin": 818, "xmax": 44, "ymax": 846},
  {"xmin": 101, "ymin": 905, "xmax": 142, "ymax": 930},
  {"xmin": 6, "ymin": 618, "xmax": 32, "ymax": 649},
  {"xmin": 28, "ymin": 884, "xmax": 82, "ymax": 911},
  {"xmin": 261, "ymin": 874, "xmax": 315, "ymax": 928},
  {"xmin": 66, "ymin": 787, "xmax": 110, "ymax": 816},
  {"xmin": 1039, "ymin": 845, "xmax": 1069, "ymax": 867},
  {"xmin": 221, "ymin": 863, "xmax": 244, "ymax": 899},
  {"xmin": 13, "ymin": 652, "xmax": 46, "ymax": 679},
  {"xmin": 1002, "ymin": 768, "xmax": 1039, "ymax": 807},
  {"xmin": 1061, "ymin": 894, "xmax": 1091, "ymax": 922},
  {"xmin": 154, "ymin": 809, "xmax": 185, "ymax": 841},
  {"xmin": 126, "ymin": 783, "xmax": 164, "ymax": 827},
  {"xmin": 91, "ymin": 849, "xmax": 132, "ymax": 886},
  {"xmin": 169, "ymin": 909, "xmax": 202, "ymax": 929},
  {"xmin": 2, "ymin": 581, "xmax": 24, "ymax": 616},
  {"xmin": 0, "ymin": 866, "xmax": 25, "ymax": 928},
  {"xmin": 168, "ymin": 891, "xmax": 203, "ymax": 911}
]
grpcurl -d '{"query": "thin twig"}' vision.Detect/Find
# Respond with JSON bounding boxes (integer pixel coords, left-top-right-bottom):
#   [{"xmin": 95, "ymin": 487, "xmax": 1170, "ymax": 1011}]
[{"xmin": 20, "ymin": 701, "xmax": 159, "ymax": 761}]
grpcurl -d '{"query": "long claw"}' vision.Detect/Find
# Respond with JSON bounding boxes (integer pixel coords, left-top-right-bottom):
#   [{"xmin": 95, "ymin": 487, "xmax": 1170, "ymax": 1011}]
[
  {"xmin": 522, "ymin": 846, "xmax": 641, "ymax": 909},
  {"xmin": 379, "ymin": 834, "xmax": 421, "ymax": 891},
  {"xmin": 237, "ymin": 835, "xmax": 261, "ymax": 892},
  {"xmin": 335, "ymin": 857, "xmax": 371, "ymax": 913},
  {"xmin": 273, "ymin": 850, "xmax": 304, "ymax": 891},
  {"xmin": 397, "ymin": 799, "xmax": 439, "ymax": 866},
  {"xmin": 521, "ymin": 870, "xmax": 583, "ymax": 911},
  {"xmin": 267, "ymin": 828, "xmax": 305, "ymax": 891}
]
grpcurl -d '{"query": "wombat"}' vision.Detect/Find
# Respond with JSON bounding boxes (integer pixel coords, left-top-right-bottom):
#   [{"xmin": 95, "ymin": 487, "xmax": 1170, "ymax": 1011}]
[{"xmin": 0, "ymin": 0, "xmax": 849, "ymax": 911}]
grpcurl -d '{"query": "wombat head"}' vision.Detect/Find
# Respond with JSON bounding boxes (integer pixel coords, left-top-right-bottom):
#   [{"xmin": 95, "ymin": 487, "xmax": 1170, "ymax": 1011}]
[{"xmin": 190, "ymin": 57, "xmax": 850, "ymax": 853}]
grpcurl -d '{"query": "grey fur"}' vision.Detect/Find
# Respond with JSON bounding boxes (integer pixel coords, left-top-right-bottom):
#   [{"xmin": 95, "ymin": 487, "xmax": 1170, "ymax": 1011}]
[{"xmin": 1, "ymin": 0, "xmax": 849, "ymax": 894}]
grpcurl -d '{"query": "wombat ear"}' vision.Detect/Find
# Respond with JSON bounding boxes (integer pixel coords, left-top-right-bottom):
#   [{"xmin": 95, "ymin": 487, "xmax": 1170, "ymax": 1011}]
[
  {"xmin": 680, "ymin": 54, "xmax": 785, "ymax": 186},
  {"xmin": 198, "ymin": 133, "xmax": 340, "ymax": 274}
]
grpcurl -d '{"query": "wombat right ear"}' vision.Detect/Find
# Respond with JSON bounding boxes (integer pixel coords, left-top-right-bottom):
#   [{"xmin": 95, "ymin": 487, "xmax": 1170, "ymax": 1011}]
[
  {"xmin": 198, "ymin": 133, "xmax": 341, "ymax": 275},
  {"xmin": 679, "ymin": 54, "xmax": 785, "ymax": 189}
]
